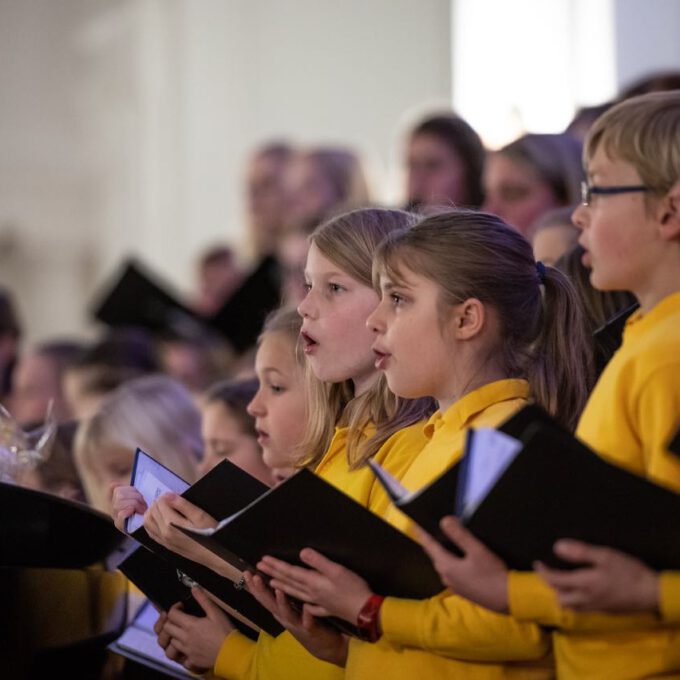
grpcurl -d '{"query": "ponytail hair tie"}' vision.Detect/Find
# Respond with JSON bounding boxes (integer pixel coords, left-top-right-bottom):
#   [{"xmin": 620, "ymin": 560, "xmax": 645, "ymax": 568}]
[{"xmin": 536, "ymin": 261, "xmax": 546, "ymax": 285}]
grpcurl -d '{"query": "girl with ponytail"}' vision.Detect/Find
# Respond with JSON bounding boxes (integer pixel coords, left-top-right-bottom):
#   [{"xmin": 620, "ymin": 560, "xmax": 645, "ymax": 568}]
[{"xmin": 258, "ymin": 209, "xmax": 592, "ymax": 679}]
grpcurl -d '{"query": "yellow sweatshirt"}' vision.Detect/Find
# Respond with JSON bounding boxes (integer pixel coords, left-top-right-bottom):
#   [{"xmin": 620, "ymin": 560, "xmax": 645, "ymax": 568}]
[
  {"xmin": 345, "ymin": 379, "xmax": 554, "ymax": 680},
  {"xmin": 213, "ymin": 422, "xmax": 429, "ymax": 680},
  {"xmin": 508, "ymin": 291, "xmax": 680, "ymax": 679}
]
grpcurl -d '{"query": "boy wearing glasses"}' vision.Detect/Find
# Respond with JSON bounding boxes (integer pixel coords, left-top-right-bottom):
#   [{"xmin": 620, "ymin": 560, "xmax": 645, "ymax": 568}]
[{"xmin": 417, "ymin": 90, "xmax": 680, "ymax": 679}]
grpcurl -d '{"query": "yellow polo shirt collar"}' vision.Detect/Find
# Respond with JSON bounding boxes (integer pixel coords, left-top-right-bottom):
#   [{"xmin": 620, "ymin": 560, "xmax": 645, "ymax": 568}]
[{"xmin": 424, "ymin": 378, "xmax": 530, "ymax": 439}]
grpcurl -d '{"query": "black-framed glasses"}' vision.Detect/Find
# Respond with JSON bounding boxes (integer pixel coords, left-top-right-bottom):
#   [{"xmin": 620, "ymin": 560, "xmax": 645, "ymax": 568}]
[{"xmin": 580, "ymin": 181, "xmax": 649, "ymax": 206}]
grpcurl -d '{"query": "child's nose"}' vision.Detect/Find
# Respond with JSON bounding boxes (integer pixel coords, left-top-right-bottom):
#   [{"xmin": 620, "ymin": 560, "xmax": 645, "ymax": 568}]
[
  {"xmin": 366, "ymin": 305, "xmax": 385, "ymax": 333},
  {"xmin": 247, "ymin": 393, "xmax": 265, "ymax": 417},
  {"xmin": 297, "ymin": 290, "xmax": 316, "ymax": 319}
]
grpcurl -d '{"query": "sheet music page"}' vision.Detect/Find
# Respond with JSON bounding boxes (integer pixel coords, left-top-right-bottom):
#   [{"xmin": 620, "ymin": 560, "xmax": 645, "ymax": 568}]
[
  {"xmin": 113, "ymin": 600, "xmax": 193, "ymax": 678},
  {"xmin": 460, "ymin": 428, "xmax": 522, "ymax": 520},
  {"xmin": 126, "ymin": 449, "xmax": 190, "ymax": 533}
]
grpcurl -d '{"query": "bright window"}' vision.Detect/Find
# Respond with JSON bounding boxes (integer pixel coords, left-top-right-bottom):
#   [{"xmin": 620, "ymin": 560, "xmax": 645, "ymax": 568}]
[{"xmin": 451, "ymin": 0, "xmax": 617, "ymax": 148}]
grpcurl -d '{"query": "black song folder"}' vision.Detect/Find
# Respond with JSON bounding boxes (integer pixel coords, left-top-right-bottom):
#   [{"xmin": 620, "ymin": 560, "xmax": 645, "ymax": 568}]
[
  {"xmin": 459, "ymin": 421, "xmax": 680, "ymax": 571},
  {"xmin": 92, "ymin": 256, "xmax": 280, "ymax": 353},
  {"xmin": 371, "ymin": 403, "xmax": 680, "ymax": 571},
  {"xmin": 124, "ymin": 452, "xmax": 282, "ymax": 637},
  {"xmin": 368, "ymin": 404, "xmax": 557, "ymax": 553},
  {"xmin": 176, "ymin": 468, "xmax": 444, "ymax": 623}
]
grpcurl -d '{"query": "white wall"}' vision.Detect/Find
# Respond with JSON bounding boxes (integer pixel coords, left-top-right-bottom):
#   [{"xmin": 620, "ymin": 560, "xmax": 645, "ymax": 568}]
[
  {"xmin": 614, "ymin": 0, "xmax": 680, "ymax": 90},
  {"xmin": 0, "ymin": 0, "xmax": 452, "ymax": 343},
  {"xmin": 451, "ymin": 0, "xmax": 618, "ymax": 148},
  {"xmin": 3, "ymin": 0, "xmax": 680, "ymax": 344}
]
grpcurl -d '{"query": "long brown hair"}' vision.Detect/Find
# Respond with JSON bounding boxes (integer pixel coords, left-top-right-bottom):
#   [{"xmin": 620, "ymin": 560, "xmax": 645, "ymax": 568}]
[
  {"xmin": 298, "ymin": 208, "xmax": 435, "ymax": 469},
  {"xmin": 375, "ymin": 210, "xmax": 593, "ymax": 430}
]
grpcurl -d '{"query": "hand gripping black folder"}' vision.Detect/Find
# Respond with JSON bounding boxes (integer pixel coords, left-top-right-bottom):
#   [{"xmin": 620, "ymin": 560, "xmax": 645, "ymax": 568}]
[
  {"xmin": 372, "ymin": 403, "xmax": 680, "ymax": 572},
  {"xmin": 122, "ymin": 457, "xmax": 283, "ymax": 638},
  {"xmin": 0, "ymin": 481, "xmax": 124, "ymax": 568},
  {"xmin": 369, "ymin": 404, "xmax": 557, "ymax": 554},
  {"xmin": 176, "ymin": 467, "xmax": 443, "ymax": 638},
  {"xmin": 462, "ymin": 420, "xmax": 680, "ymax": 571}
]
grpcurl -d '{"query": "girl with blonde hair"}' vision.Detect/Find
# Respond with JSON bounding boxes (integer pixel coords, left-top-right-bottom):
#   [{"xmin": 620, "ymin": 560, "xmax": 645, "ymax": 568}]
[
  {"xmin": 259, "ymin": 209, "xmax": 593, "ymax": 679},
  {"xmin": 128, "ymin": 208, "xmax": 434, "ymax": 680},
  {"xmin": 75, "ymin": 373, "xmax": 201, "ymax": 514}
]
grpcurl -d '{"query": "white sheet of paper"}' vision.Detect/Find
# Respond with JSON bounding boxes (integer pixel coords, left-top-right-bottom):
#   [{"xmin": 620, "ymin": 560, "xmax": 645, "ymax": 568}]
[
  {"xmin": 112, "ymin": 600, "xmax": 192, "ymax": 678},
  {"xmin": 126, "ymin": 449, "xmax": 190, "ymax": 534},
  {"xmin": 460, "ymin": 428, "xmax": 523, "ymax": 520}
]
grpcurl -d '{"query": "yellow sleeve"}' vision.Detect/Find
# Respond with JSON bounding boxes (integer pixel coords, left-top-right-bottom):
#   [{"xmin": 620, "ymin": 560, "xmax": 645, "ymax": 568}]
[
  {"xmin": 213, "ymin": 630, "xmax": 343, "ymax": 680},
  {"xmin": 213, "ymin": 631, "xmax": 256, "ymax": 680},
  {"xmin": 379, "ymin": 591, "xmax": 549, "ymax": 661},
  {"xmin": 507, "ymin": 572, "xmax": 562, "ymax": 626},
  {"xmin": 508, "ymin": 571, "xmax": 661, "ymax": 631},
  {"xmin": 660, "ymin": 572, "xmax": 680, "ymax": 622},
  {"xmin": 634, "ymin": 365, "xmax": 680, "ymax": 490}
]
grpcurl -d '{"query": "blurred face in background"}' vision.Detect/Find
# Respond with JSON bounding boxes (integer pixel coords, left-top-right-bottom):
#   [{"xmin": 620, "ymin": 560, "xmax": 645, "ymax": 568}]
[
  {"xmin": 482, "ymin": 153, "xmax": 560, "ymax": 235},
  {"xmin": 532, "ymin": 224, "xmax": 579, "ymax": 266},
  {"xmin": 199, "ymin": 399, "xmax": 274, "ymax": 485},
  {"xmin": 277, "ymin": 229, "xmax": 311, "ymax": 306},
  {"xmin": 248, "ymin": 152, "xmax": 293, "ymax": 256},
  {"xmin": 11, "ymin": 352, "xmax": 70, "ymax": 427},
  {"xmin": 406, "ymin": 133, "xmax": 466, "ymax": 211},
  {"xmin": 195, "ymin": 255, "xmax": 244, "ymax": 316},
  {"xmin": 285, "ymin": 155, "xmax": 339, "ymax": 228}
]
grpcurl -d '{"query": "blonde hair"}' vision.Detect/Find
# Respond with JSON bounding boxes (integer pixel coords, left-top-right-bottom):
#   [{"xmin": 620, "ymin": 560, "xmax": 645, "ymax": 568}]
[
  {"xmin": 74, "ymin": 374, "xmax": 201, "ymax": 511},
  {"xmin": 299, "ymin": 208, "xmax": 435, "ymax": 469},
  {"xmin": 375, "ymin": 210, "xmax": 593, "ymax": 431},
  {"xmin": 584, "ymin": 90, "xmax": 680, "ymax": 198}
]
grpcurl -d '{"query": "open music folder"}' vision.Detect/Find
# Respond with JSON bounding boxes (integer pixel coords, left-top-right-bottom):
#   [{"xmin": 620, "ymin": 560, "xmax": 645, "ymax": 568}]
[
  {"xmin": 176, "ymin": 467, "xmax": 444, "ymax": 636},
  {"xmin": 121, "ymin": 450, "xmax": 282, "ymax": 638},
  {"xmin": 372, "ymin": 404, "xmax": 680, "ymax": 571}
]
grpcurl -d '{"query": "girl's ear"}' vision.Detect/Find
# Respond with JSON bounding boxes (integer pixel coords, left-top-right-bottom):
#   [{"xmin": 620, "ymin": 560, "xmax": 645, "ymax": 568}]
[
  {"xmin": 658, "ymin": 179, "xmax": 680, "ymax": 240},
  {"xmin": 452, "ymin": 298, "xmax": 486, "ymax": 340}
]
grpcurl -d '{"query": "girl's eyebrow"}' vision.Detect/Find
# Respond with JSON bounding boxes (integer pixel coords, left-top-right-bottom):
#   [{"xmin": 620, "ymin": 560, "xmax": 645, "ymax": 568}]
[
  {"xmin": 304, "ymin": 268, "xmax": 352, "ymax": 281},
  {"xmin": 382, "ymin": 279, "xmax": 412, "ymax": 292},
  {"xmin": 261, "ymin": 367, "xmax": 285, "ymax": 377}
]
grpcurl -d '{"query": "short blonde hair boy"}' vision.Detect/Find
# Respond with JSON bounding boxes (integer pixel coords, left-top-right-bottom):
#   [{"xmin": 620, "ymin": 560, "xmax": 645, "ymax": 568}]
[{"xmin": 584, "ymin": 90, "xmax": 680, "ymax": 196}]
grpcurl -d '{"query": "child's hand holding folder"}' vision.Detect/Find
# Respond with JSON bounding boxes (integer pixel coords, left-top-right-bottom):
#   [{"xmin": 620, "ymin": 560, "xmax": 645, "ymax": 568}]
[
  {"xmin": 258, "ymin": 548, "xmax": 374, "ymax": 624},
  {"xmin": 111, "ymin": 484, "xmax": 147, "ymax": 532},
  {"xmin": 245, "ymin": 570, "xmax": 349, "ymax": 667},
  {"xmin": 535, "ymin": 540, "xmax": 660, "ymax": 613},
  {"xmin": 416, "ymin": 516, "xmax": 510, "ymax": 613}
]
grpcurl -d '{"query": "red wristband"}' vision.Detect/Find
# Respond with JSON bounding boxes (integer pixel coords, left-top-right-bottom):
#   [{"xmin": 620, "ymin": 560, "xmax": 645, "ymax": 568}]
[{"xmin": 356, "ymin": 594, "xmax": 385, "ymax": 643}]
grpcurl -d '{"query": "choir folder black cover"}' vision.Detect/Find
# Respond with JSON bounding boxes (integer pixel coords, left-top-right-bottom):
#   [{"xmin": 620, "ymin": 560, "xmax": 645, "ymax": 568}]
[
  {"xmin": 462, "ymin": 420, "xmax": 680, "ymax": 571},
  {"xmin": 92, "ymin": 256, "xmax": 280, "ymax": 353},
  {"xmin": 122, "ymin": 454, "xmax": 283, "ymax": 638},
  {"xmin": 177, "ymin": 468, "xmax": 443, "ymax": 603},
  {"xmin": 372, "ymin": 404, "xmax": 680, "ymax": 572},
  {"xmin": 368, "ymin": 404, "xmax": 557, "ymax": 552}
]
